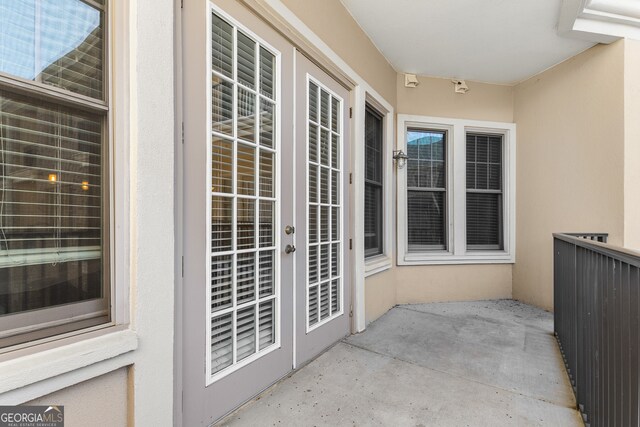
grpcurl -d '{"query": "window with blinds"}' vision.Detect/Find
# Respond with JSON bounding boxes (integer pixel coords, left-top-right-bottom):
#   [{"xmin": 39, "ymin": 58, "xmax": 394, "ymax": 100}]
[
  {"xmin": 406, "ymin": 129, "xmax": 447, "ymax": 251},
  {"xmin": 209, "ymin": 12, "xmax": 279, "ymax": 381},
  {"xmin": 466, "ymin": 133, "xmax": 503, "ymax": 250},
  {"xmin": 307, "ymin": 78, "xmax": 342, "ymax": 331},
  {"xmin": 0, "ymin": 0, "xmax": 108, "ymax": 348},
  {"xmin": 364, "ymin": 105, "xmax": 383, "ymax": 258}
]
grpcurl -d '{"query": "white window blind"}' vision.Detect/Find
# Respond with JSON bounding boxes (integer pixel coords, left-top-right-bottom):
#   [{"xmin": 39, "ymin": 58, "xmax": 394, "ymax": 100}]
[{"xmin": 0, "ymin": 0, "xmax": 108, "ymax": 347}]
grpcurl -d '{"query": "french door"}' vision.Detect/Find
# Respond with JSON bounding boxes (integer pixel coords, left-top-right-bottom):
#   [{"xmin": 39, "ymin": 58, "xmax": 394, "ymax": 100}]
[
  {"xmin": 294, "ymin": 52, "xmax": 351, "ymax": 367},
  {"xmin": 182, "ymin": 2, "xmax": 351, "ymax": 425}
]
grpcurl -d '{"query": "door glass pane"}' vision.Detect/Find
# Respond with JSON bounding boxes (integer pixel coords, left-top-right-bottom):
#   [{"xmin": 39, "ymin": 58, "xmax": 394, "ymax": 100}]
[
  {"xmin": 212, "ymin": 136, "xmax": 233, "ymax": 193},
  {"xmin": 212, "ymin": 14, "xmax": 233, "ymax": 79},
  {"xmin": 259, "ymin": 99, "xmax": 275, "ymax": 148},
  {"xmin": 209, "ymin": 13, "xmax": 279, "ymax": 379},
  {"xmin": 212, "ymin": 77, "xmax": 233, "ymax": 136},
  {"xmin": 259, "ymin": 47, "xmax": 275, "ymax": 99},
  {"xmin": 306, "ymin": 79, "xmax": 343, "ymax": 330},
  {"xmin": 237, "ymin": 32, "xmax": 255, "ymax": 89},
  {"xmin": 211, "ymin": 255, "xmax": 233, "ymax": 312},
  {"xmin": 211, "ymin": 313, "xmax": 233, "ymax": 374},
  {"xmin": 237, "ymin": 88, "xmax": 255, "ymax": 142},
  {"xmin": 259, "ymin": 300, "xmax": 275, "ymax": 350},
  {"xmin": 236, "ymin": 305, "xmax": 256, "ymax": 361}
]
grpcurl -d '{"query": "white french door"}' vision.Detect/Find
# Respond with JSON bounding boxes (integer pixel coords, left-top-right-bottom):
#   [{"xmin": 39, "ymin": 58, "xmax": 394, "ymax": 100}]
[
  {"xmin": 181, "ymin": 2, "xmax": 352, "ymax": 425},
  {"xmin": 294, "ymin": 52, "xmax": 351, "ymax": 367},
  {"xmin": 182, "ymin": 2, "xmax": 294, "ymax": 425}
]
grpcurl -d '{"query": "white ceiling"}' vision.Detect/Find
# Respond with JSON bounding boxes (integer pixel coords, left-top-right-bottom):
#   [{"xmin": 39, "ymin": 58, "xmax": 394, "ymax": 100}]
[{"xmin": 340, "ymin": 0, "xmax": 596, "ymax": 85}]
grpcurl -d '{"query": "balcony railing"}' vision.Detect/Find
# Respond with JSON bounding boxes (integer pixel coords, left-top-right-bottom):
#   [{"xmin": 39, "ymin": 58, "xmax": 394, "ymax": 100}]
[{"xmin": 554, "ymin": 232, "xmax": 640, "ymax": 426}]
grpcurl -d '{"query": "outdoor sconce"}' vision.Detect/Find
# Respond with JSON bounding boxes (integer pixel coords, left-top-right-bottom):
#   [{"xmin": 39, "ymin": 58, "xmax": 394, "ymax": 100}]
[{"xmin": 393, "ymin": 150, "xmax": 409, "ymax": 169}]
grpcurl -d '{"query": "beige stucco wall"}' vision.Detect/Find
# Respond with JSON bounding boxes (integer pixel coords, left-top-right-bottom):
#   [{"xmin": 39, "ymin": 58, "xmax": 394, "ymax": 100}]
[
  {"xmin": 26, "ymin": 369, "xmax": 129, "ymax": 427},
  {"xmin": 396, "ymin": 74, "xmax": 514, "ymax": 122},
  {"xmin": 624, "ymin": 39, "xmax": 640, "ymax": 251},
  {"xmin": 513, "ymin": 41, "xmax": 626, "ymax": 310},
  {"xmin": 279, "ymin": 0, "xmax": 397, "ymax": 104},
  {"xmin": 395, "ymin": 264, "xmax": 513, "ymax": 304},
  {"xmin": 364, "ymin": 269, "xmax": 397, "ymax": 325},
  {"xmin": 364, "ymin": 74, "xmax": 515, "ymax": 325}
]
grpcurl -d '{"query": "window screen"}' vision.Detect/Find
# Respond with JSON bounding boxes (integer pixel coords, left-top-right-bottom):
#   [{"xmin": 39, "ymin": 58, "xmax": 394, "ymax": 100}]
[
  {"xmin": 406, "ymin": 129, "xmax": 446, "ymax": 251},
  {"xmin": 466, "ymin": 133, "xmax": 503, "ymax": 250},
  {"xmin": 364, "ymin": 106, "xmax": 382, "ymax": 258}
]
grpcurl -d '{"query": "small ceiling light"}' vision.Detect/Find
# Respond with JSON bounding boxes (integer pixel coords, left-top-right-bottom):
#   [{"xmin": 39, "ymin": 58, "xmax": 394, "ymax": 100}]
[
  {"xmin": 393, "ymin": 150, "xmax": 409, "ymax": 169},
  {"xmin": 452, "ymin": 79, "xmax": 469, "ymax": 94},
  {"xmin": 48, "ymin": 173, "xmax": 57, "ymax": 183},
  {"xmin": 81, "ymin": 181, "xmax": 90, "ymax": 191},
  {"xmin": 404, "ymin": 73, "xmax": 419, "ymax": 88}
]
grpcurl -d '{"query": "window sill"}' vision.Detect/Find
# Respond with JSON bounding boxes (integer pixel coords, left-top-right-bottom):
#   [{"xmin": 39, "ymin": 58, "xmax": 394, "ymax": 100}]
[
  {"xmin": 399, "ymin": 252, "xmax": 515, "ymax": 266},
  {"xmin": 365, "ymin": 254, "xmax": 392, "ymax": 277},
  {"xmin": 0, "ymin": 327, "xmax": 137, "ymax": 402}
]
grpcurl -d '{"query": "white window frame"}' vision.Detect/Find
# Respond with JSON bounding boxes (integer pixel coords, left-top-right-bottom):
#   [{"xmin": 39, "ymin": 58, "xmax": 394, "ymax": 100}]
[
  {"xmin": 363, "ymin": 93, "xmax": 393, "ymax": 277},
  {"xmin": 397, "ymin": 114, "xmax": 516, "ymax": 265},
  {"xmin": 0, "ymin": 0, "xmax": 135, "ymax": 401}
]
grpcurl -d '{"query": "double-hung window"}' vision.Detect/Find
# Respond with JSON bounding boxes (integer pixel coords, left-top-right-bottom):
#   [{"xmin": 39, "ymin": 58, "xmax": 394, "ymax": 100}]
[
  {"xmin": 0, "ymin": 0, "xmax": 110, "ymax": 348},
  {"xmin": 397, "ymin": 115, "xmax": 515, "ymax": 265},
  {"xmin": 406, "ymin": 129, "xmax": 447, "ymax": 252},
  {"xmin": 466, "ymin": 133, "xmax": 504, "ymax": 250},
  {"xmin": 364, "ymin": 105, "xmax": 383, "ymax": 258}
]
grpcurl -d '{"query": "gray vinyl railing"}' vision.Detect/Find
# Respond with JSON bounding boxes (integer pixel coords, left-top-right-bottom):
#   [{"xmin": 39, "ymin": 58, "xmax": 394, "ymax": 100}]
[{"xmin": 554, "ymin": 233, "xmax": 640, "ymax": 427}]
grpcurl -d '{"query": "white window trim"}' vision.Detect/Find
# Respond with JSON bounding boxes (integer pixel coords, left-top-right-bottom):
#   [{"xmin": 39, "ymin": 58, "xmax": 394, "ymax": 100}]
[
  {"xmin": 0, "ymin": 0, "xmax": 134, "ymax": 399},
  {"xmin": 397, "ymin": 114, "xmax": 516, "ymax": 265},
  {"xmin": 363, "ymin": 93, "xmax": 393, "ymax": 277}
]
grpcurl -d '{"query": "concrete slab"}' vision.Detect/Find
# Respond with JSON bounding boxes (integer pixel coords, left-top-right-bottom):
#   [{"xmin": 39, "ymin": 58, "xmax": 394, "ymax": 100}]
[
  {"xmin": 346, "ymin": 300, "xmax": 575, "ymax": 407},
  {"xmin": 220, "ymin": 300, "xmax": 582, "ymax": 426}
]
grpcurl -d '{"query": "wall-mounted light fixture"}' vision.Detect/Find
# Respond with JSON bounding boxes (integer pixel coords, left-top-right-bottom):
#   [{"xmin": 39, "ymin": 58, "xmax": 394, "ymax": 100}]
[
  {"xmin": 404, "ymin": 73, "xmax": 419, "ymax": 88},
  {"xmin": 452, "ymin": 79, "xmax": 469, "ymax": 94},
  {"xmin": 393, "ymin": 150, "xmax": 409, "ymax": 169}
]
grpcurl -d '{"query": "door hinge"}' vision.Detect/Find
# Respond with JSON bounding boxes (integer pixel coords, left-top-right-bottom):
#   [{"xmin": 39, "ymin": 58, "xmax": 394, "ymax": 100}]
[
  {"xmin": 181, "ymin": 256, "xmax": 184, "ymax": 277},
  {"xmin": 349, "ymin": 304, "xmax": 353, "ymax": 318},
  {"xmin": 349, "ymin": 107, "xmax": 352, "ymax": 118},
  {"xmin": 349, "ymin": 173, "xmax": 352, "ymax": 184},
  {"xmin": 181, "ymin": 122, "xmax": 184, "ymax": 144},
  {"xmin": 181, "ymin": 0, "xmax": 184, "ymax": 8},
  {"xmin": 349, "ymin": 239, "xmax": 352, "ymax": 250}
]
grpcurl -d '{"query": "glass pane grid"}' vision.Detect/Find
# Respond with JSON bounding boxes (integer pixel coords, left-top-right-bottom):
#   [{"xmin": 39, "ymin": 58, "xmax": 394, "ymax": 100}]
[
  {"xmin": 306, "ymin": 78, "xmax": 343, "ymax": 330},
  {"xmin": 209, "ymin": 12, "xmax": 278, "ymax": 378}
]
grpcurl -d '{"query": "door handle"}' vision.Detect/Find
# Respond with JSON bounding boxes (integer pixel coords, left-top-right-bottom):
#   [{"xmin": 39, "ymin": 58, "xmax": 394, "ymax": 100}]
[
  {"xmin": 285, "ymin": 225, "xmax": 295, "ymax": 235},
  {"xmin": 285, "ymin": 244, "xmax": 296, "ymax": 254}
]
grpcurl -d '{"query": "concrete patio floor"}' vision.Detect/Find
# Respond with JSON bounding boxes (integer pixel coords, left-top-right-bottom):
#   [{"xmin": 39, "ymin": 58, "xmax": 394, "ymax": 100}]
[{"xmin": 220, "ymin": 300, "xmax": 583, "ymax": 426}]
